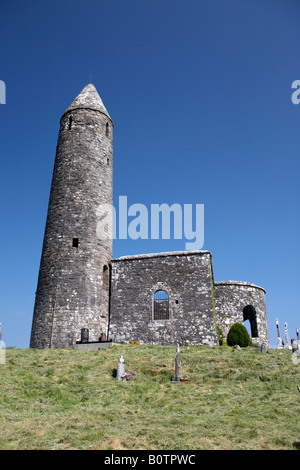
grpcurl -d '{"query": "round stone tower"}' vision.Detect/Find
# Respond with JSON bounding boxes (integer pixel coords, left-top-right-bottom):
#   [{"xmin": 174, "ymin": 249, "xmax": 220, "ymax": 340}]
[{"xmin": 30, "ymin": 84, "xmax": 113, "ymax": 348}]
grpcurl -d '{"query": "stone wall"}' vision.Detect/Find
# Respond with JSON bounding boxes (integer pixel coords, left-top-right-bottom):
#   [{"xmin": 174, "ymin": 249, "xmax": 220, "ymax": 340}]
[
  {"xmin": 214, "ymin": 281, "xmax": 269, "ymax": 346},
  {"xmin": 30, "ymin": 85, "xmax": 269, "ymax": 350},
  {"xmin": 30, "ymin": 85, "xmax": 113, "ymax": 349},
  {"xmin": 109, "ymin": 251, "xmax": 219, "ymax": 346}
]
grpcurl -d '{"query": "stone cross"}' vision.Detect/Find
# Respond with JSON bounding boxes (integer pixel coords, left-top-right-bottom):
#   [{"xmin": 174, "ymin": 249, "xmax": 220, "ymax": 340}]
[
  {"xmin": 284, "ymin": 322, "xmax": 292, "ymax": 350},
  {"xmin": 172, "ymin": 344, "xmax": 181, "ymax": 382},
  {"xmin": 276, "ymin": 318, "xmax": 283, "ymax": 349},
  {"xmin": 116, "ymin": 355, "xmax": 125, "ymax": 381}
]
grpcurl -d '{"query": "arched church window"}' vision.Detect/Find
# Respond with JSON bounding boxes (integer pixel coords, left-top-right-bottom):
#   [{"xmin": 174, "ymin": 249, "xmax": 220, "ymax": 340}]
[
  {"xmin": 153, "ymin": 290, "xmax": 169, "ymax": 320},
  {"xmin": 106, "ymin": 122, "xmax": 109, "ymax": 137}
]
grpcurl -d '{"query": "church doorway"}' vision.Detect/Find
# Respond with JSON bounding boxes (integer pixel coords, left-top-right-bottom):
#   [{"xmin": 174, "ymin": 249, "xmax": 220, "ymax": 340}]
[{"xmin": 243, "ymin": 305, "xmax": 258, "ymax": 338}]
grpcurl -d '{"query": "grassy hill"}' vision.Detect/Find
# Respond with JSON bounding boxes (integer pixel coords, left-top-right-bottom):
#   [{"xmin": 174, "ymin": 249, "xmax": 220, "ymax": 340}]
[{"xmin": 0, "ymin": 344, "xmax": 299, "ymax": 450}]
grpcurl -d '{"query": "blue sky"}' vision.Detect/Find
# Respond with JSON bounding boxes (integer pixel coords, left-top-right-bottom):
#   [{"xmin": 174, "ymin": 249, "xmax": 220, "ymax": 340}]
[{"xmin": 0, "ymin": 0, "xmax": 299, "ymax": 348}]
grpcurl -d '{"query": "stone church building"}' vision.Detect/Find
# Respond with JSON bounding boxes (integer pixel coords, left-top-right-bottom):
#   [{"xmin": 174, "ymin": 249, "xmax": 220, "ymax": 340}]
[{"xmin": 30, "ymin": 84, "xmax": 269, "ymax": 349}]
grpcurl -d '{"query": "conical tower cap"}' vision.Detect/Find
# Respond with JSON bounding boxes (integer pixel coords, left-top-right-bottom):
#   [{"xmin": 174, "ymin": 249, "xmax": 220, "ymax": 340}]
[{"xmin": 62, "ymin": 84, "xmax": 112, "ymax": 121}]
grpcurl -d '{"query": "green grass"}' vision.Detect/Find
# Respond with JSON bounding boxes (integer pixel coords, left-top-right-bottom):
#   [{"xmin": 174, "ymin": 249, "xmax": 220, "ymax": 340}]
[{"xmin": 0, "ymin": 345, "xmax": 299, "ymax": 450}]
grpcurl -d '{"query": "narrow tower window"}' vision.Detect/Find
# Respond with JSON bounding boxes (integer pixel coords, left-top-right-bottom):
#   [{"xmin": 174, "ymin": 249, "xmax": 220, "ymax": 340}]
[
  {"xmin": 106, "ymin": 122, "xmax": 109, "ymax": 137},
  {"xmin": 68, "ymin": 116, "xmax": 73, "ymax": 131},
  {"xmin": 72, "ymin": 238, "xmax": 79, "ymax": 248},
  {"xmin": 103, "ymin": 264, "xmax": 109, "ymax": 288},
  {"xmin": 153, "ymin": 290, "xmax": 169, "ymax": 320}
]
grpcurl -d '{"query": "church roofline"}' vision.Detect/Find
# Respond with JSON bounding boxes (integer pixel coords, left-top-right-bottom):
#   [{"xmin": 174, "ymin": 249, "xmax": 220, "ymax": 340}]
[{"xmin": 112, "ymin": 250, "xmax": 212, "ymax": 262}]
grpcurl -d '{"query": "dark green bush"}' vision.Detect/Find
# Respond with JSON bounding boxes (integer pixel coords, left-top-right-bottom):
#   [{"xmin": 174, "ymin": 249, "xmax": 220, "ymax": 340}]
[{"xmin": 227, "ymin": 323, "xmax": 252, "ymax": 347}]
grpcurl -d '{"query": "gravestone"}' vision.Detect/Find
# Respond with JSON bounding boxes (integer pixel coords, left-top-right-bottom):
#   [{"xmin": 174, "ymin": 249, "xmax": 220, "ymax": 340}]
[
  {"xmin": 171, "ymin": 344, "xmax": 181, "ymax": 382},
  {"xmin": 116, "ymin": 355, "xmax": 125, "ymax": 381},
  {"xmin": 284, "ymin": 322, "xmax": 292, "ymax": 350},
  {"xmin": 276, "ymin": 318, "xmax": 283, "ymax": 349},
  {"xmin": 261, "ymin": 343, "xmax": 268, "ymax": 354},
  {"xmin": 0, "ymin": 323, "xmax": 5, "ymax": 364}
]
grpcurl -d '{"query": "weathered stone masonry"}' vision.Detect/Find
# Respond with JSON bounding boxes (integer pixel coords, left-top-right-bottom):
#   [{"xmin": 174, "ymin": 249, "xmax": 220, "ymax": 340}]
[
  {"xmin": 214, "ymin": 281, "xmax": 268, "ymax": 346},
  {"xmin": 30, "ymin": 84, "xmax": 113, "ymax": 349},
  {"xmin": 30, "ymin": 84, "xmax": 269, "ymax": 349},
  {"xmin": 109, "ymin": 251, "xmax": 218, "ymax": 346}
]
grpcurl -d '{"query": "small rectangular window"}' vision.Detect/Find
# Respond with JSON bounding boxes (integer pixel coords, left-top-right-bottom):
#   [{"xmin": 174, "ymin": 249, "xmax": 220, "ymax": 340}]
[{"xmin": 72, "ymin": 238, "xmax": 79, "ymax": 247}]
